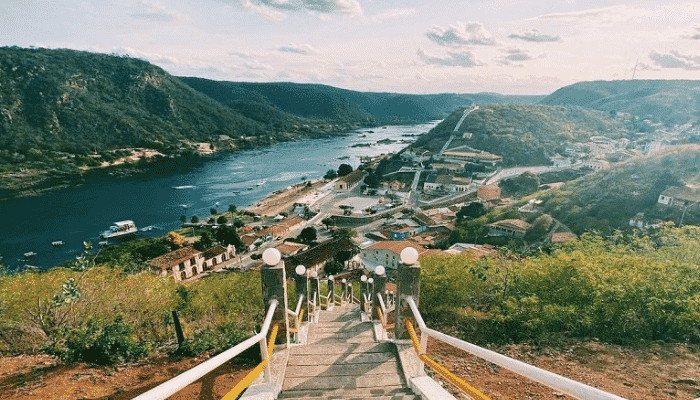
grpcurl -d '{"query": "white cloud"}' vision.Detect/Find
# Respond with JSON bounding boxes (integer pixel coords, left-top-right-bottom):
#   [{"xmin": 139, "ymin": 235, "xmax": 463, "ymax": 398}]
[
  {"xmin": 649, "ymin": 50, "xmax": 700, "ymax": 70},
  {"xmin": 224, "ymin": 0, "xmax": 362, "ymax": 18},
  {"xmin": 130, "ymin": 1, "xmax": 185, "ymax": 22},
  {"xmin": 364, "ymin": 8, "xmax": 415, "ymax": 24},
  {"xmin": 508, "ymin": 29, "xmax": 560, "ymax": 43},
  {"xmin": 111, "ymin": 46, "xmax": 181, "ymax": 65},
  {"xmin": 425, "ymin": 21, "xmax": 497, "ymax": 47},
  {"xmin": 683, "ymin": 25, "xmax": 700, "ymax": 40},
  {"xmin": 535, "ymin": 5, "xmax": 652, "ymax": 26},
  {"xmin": 277, "ymin": 43, "xmax": 319, "ymax": 55},
  {"xmin": 238, "ymin": 0, "xmax": 287, "ymax": 20},
  {"xmin": 417, "ymin": 48, "xmax": 484, "ymax": 68}
]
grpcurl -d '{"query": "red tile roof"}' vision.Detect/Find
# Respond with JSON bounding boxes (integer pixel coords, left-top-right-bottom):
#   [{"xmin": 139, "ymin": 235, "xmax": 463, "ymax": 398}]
[{"xmin": 149, "ymin": 246, "xmax": 200, "ymax": 270}]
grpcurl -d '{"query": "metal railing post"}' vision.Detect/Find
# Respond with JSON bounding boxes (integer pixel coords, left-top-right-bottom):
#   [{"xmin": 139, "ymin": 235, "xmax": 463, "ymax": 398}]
[
  {"xmin": 261, "ymin": 248, "xmax": 289, "ymax": 360},
  {"xmin": 309, "ymin": 271, "xmax": 320, "ymax": 322},
  {"xmin": 396, "ymin": 247, "xmax": 420, "ymax": 340},
  {"xmin": 340, "ymin": 279, "xmax": 348, "ymax": 305},
  {"xmin": 294, "ymin": 265, "xmax": 308, "ymax": 322},
  {"xmin": 327, "ymin": 276, "xmax": 335, "ymax": 310},
  {"xmin": 371, "ymin": 266, "xmax": 387, "ymax": 321}
]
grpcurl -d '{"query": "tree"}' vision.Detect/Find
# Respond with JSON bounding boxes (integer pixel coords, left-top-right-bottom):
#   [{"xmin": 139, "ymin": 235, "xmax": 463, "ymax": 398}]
[
  {"xmin": 233, "ymin": 219, "xmax": 245, "ymax": 228},
  {"xmin": 228, "ymin": 204, "xmax": 237, "ymax": 214},
  {"xmin": 299, "ymin": 227, "xmax": 317, "ymax": 244},
  {"xmin": 191, "ymin": 215, "xmax": 199, "ymax": 223},
  {"xmin": 210, "ymin": 207, "xmax": 218, "ymax": 215},
  {"xmin": 322, "ymin": 217, "xmax": 335, "ymax": 229},
  {"xmin": 324, "ymin": 260, "xmax": 344, "ymax": 275},
  {"xmin": 165, "ymin": 231, "xmax": 184, "ymax": 249},
  {"xmin": 364, "ymin": 171, "xmax": 380, "ymax": 187},
  {"xmin": 333, "ymin": 227, "xmax": 357, "ymax": 238},
  {"xmin": 217, "ymin": 215, "xmax": 228, "ymax": 224},
  {"xmin": 338, "ymin": 164, "xmax": 353, "ymax": 177},
  {"xmin": 216, "ymin": 225, "xmax": 243, "ymax": 250},
  {"xmin": 194, "ymin": 230, "xmax": 215, "ymax": 250},
  {"xmin": 457, "ymin": 202, "xmax": 486, "ymax": 220},
  {"xmin": 180, "ymin": 215, "xmax": 187, "ymax": 223},
  {"xmin": 324, "ymin": 169, "xmax": 338, "ymax": 179}
]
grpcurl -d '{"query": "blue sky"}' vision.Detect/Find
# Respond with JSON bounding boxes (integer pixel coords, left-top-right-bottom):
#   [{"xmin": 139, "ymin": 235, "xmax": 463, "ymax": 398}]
[{"xmin": 2, "ymin": 0, "xmax": 699, "ymax": 94}]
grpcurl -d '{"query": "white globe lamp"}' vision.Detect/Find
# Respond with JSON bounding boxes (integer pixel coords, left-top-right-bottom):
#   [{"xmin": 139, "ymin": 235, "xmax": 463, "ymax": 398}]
[
  {"xmin": 262, "ymin": 248, "xmax": 281, "ymax": 266},
  {"xmin": 361, "ymin": 275, "xmax": 367, "ymax": 282},
  {"xmin": 295, "ymin": 265, "xmax": 306, "ymax": 275},
  {"xmin": 328, "ymin": 275, "xmax": 334, "ymax": 281},
  {"xmin": 375, "ymin": 265, "xmax": 385, "ymax": 276},
  {"xmin": 341, "ymin": 278, "xmax": 347, "ymax": 283},
  {"xmin": 367, "ymin": 277, "xmax": 374, "ymax": 284},
  {"xmin": 400, "ymin": 247, "xmax": 419, "ymax": 265}
]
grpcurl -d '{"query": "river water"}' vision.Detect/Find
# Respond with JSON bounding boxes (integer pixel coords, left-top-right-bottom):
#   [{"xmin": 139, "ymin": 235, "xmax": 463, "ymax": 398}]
[{"xmin": 0, "ymin": 121, "xmax": 439, "ymax": 270}]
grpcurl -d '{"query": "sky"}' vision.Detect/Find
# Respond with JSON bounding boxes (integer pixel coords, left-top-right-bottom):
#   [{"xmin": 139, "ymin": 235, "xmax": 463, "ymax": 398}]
[{"xmin": 2, "ymin": 0, "xmax": 699, "ymax": 95}]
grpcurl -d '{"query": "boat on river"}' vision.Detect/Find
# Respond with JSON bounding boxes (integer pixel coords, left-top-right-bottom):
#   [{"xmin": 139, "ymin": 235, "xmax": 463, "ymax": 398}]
[{"xmin": 101, "ymin": 220, "xmax": 138, "ymax": 240}]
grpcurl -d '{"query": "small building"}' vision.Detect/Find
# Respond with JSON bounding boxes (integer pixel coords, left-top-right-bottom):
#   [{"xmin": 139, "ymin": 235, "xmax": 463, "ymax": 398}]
[
  {"xmin": 477, "ymin": 185, "xmax": 501, "ymax": 202},
  {"xmin": 431, "ymin": 162, "xmax": 465, "ymax": 173},
  {"xmin": 442, "ymin": 151, "xmax": 502, "ymax": 169},
  {"xmin": 149, "ymin": 244, "xmax": 236, "ymax": 281},
  {"xmin": 658, "ymin": 186, "xmax": 700, "ymax": 208},
  {"xmin": 423, "ymin": 174, "xmax": 472, "ymax": 193},
  {"xmin": 360, "ymin": 241, "xmax": 426, "ymax": 272},
  {"xmin": 382, "ymin": 180, "xmax": 406, "ymax": 191},
  {"xmin": 276, "ymin": 241, "xmax": 309, "ymax": 257},
  {"xmin": 549, "ymin": 232, "xmax": 578, "ymax": 244},
  {"xmin": 335, "ymin": 169, "xmax": 364, "ymax": 191},
  {"xmin": 286, "ymin": 237, "xmax": 358, "ymax": 275},
  {"xmin": 488, "ymin": 219, "xmax": 531, "ymax": 239}
]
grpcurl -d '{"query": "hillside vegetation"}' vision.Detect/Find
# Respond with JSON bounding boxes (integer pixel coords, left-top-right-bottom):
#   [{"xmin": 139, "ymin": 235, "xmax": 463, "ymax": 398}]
[
  {"xmin": 539, "ymin": 145, "xmax": 700, "ymax": 233},
  {"xmin": 540, "ymin": 79, "xmax": 700, "ymax": 126},
  {"xmin": 180, "ymin": 79, "xmax": 545, "ymax": 124},
  {"xmin": 421, "ymin": 224, "xmax": 700, "ymax": 345},
  {"xmin": 413, "ymin": 104, "xmax": 633, "ymax": 165}
]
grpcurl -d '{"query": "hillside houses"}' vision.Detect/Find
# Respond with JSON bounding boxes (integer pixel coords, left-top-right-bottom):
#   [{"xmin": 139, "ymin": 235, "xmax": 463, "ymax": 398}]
[
  {"xmin": 423, "ymin": 173, "xmax": 472, "ymax": 193},
  {"xmin": 149, "ymin": 244, "xmax": 236, "ymax": 281},
  {"xmin": 658, "ymin": 186, "xmax": 700, "ymax": 209}
]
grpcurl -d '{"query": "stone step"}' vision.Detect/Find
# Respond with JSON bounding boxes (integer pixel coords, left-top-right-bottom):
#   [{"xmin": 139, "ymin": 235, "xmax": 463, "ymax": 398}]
[
  {"xmin": 282, "ymin": 372, "xmax": 405, "ymax": 391},
  {"xmin": 287, "ymin": 351, "xmax": 396, "ymax": 366},
  {"xmin": 289, "ymin": 342, "xmax": 395, "ymax": 356},
  {"xmin": 285, "ymin": 360, "xmax": 402, "ymax": 378},
  {"xmin": 278, "ymin": 394, "xmax": 419, "ymax": 400},
  {"xmin": 311, "ymin": 321, "xmax": 369, "ymax": 333},
  {"xmin": 277, "ymin": 386, "xmax": 414, "ymax": 399},
  {"xmin": 308, "ymin": 330, "xmax": 375, "ymax": 343}
]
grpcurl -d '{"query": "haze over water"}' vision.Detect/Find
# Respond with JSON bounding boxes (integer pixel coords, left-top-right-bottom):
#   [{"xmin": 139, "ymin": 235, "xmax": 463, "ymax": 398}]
[{"xmin": 0, "ymin": 122, "xmax": 439, "ymax": 270}]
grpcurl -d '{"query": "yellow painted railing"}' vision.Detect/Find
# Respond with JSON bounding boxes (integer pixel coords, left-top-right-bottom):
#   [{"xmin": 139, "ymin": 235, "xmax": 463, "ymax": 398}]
[
  {"xmin": 289, "ymin": 308, "xmax": 305, "ymax": 333},
  {"xmin": 221, "ymin": 323, "xmax": 279, "ymax": 400},
  {"xmin": 404, "ymin": 319, "xmax": 492, "ymax": 400}
]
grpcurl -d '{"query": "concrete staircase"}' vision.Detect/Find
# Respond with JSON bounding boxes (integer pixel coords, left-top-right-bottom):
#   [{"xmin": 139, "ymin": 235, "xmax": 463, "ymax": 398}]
[{"xmin": 278, "ymin": 305, "xmax": 419, "ymax": 400}]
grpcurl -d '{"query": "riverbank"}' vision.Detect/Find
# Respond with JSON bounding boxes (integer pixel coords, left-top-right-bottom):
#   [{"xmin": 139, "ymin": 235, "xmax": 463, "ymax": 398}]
[{"xmin": 246, "ymin": 179, "xmax": 330, "ymax": 217}]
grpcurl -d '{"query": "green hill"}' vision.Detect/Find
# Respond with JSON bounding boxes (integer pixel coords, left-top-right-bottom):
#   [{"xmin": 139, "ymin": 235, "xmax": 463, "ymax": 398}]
[
  {"xmin": 540, "ymin": 80, "xmax": 700, "ymax": 126},
  {"xmin": 412, "ymin": 104, "xmax": 633, "ymax": 166},
  {"xmin": 539, "ymin": 145, "xmax": 700, "ymax": 233},
  {"xmin": 180, "ymin": 79, "xmax": 545, "ymax": 124}
]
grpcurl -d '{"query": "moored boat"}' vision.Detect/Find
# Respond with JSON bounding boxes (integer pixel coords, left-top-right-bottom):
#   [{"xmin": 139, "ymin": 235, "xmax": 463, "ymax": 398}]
[{"xmin": 101, "ymin": 220, "xmax": 138, "ymax": 240}]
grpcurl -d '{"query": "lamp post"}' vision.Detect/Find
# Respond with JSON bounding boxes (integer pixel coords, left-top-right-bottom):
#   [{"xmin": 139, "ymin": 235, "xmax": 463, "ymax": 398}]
[
  {"xmin": 395, "ymin": 247, "xmax": 420, "ymax": 340},
  {"xmin": 371, "ymin": 265, "xmax": 386, "ymax": 321}
]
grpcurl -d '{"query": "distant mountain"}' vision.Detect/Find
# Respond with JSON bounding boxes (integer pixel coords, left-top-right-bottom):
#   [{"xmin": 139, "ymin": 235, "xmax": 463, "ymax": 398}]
[
  {"xmin": 412, "ymin": 104, "xmax": 633, "ymax": 166},
  {"xmin": 539, "ymin": 145, "xmax": 700, "ymax": 233},
  {"xmin": 540, "ymin": 80, "xmax": 700, "ymax": 126},
  {"xmin": 180, "ymin": 78, "xmax": 544, "ymax": 124}
]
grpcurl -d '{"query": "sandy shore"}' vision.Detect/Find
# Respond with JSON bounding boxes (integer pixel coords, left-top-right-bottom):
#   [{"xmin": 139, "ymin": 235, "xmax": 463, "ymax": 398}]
[{"xmin": 247, "ymin": 179, "xmax": 330, "ymax": 217}]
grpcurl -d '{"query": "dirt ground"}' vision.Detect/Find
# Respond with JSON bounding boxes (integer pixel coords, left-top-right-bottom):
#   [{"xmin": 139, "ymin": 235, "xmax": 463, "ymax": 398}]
[
  {"xmin": 0, "ymin": 353, "xmax": 254, "ymax": 400},
  {"xmin": 1, "ymin": 340, "xmax": 697, "ymax": 400},
  {"xmin": 427, "ymin": 338, "xmax": 700, "ymax": 400},
  {"xmin": 247, "ymin": 179, "xmax": 329, "ymax": 217}
]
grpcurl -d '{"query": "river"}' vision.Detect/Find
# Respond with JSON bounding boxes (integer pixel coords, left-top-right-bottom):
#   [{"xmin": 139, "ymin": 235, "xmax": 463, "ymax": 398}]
[{"xmin": 0, "ymin": 121, "xmax": 440, "ymax": 270}]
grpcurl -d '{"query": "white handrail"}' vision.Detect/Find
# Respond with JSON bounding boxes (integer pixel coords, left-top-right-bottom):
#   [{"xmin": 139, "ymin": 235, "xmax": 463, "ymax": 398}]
[
  {"xmin": 376, "ymin": 293, "xmax": 387, "ymax": 326},
  {"xmin": 133, "ymin": 299, "xmax": 279, "ymax": 400},
  {"xmin": 405, "ymin": 297, "xmax": 626, "ymax": 400}
]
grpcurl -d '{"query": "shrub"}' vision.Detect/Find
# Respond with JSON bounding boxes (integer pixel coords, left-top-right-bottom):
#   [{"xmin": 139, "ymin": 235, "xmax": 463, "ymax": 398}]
[{"xmin": 58, "ymin": 317, "xmax": 150, "ymax": 365}]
